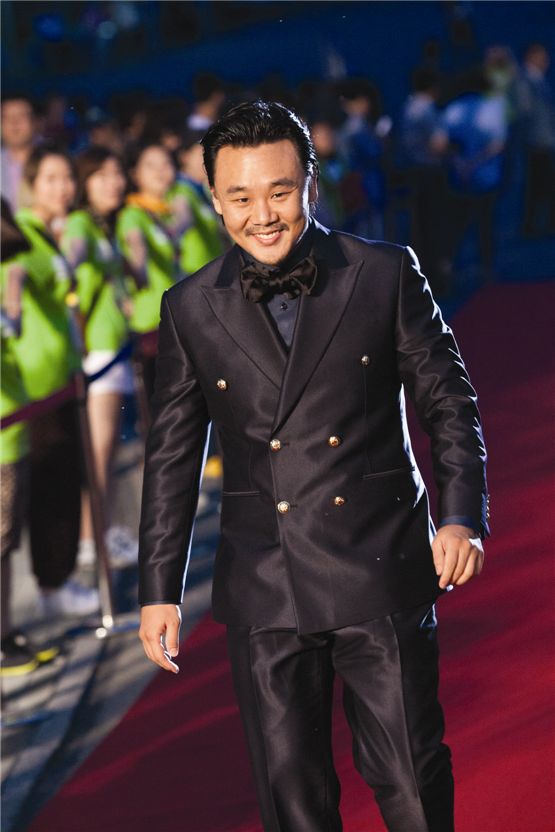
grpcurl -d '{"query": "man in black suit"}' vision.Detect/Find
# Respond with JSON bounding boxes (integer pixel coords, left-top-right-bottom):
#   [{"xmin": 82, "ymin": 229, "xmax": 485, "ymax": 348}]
[{"xmin": 138, "ymin": 101, "xmax": 488, "ymax": 832}]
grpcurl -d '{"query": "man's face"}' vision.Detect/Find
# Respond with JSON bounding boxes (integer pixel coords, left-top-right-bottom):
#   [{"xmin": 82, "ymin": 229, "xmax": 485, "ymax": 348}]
[
  {"xmin": 210, "ymin": 139, "xmax": 317, "ymax": 265},
  {"xmin": 1, "ymin": 100, "xmax": 35, "ymax": 150}
]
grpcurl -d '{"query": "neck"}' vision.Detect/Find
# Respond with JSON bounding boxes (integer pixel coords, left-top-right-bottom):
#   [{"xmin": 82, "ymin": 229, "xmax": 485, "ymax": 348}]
[
  {"xmin": 141, "ymin": 189, "xmax": 166, "ymax": 201},
  {"xmin": 88, "ymin": 203, "xmax": 111, "ymax": 218},
  {"xmin": 30, "ymin": 205, "xmax": 54, "ymax": 227},
  {"xmin": 6, "ymin": 145, "xmax": 31, "ymax": 165}
]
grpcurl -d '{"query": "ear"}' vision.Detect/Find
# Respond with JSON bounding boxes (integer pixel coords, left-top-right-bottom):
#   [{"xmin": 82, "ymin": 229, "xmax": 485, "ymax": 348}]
[{"xmin": 210, "ymin": 187, "xmax": 223, "ymax": 216}]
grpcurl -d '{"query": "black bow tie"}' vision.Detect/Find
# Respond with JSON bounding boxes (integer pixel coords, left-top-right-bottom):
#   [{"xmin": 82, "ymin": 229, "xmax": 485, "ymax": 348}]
[{"xmin": 240, "ymin": 255, "xmax": 318, "ymax": 303}]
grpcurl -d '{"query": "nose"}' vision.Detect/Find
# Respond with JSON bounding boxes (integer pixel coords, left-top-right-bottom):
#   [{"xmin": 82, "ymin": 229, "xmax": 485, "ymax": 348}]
[{"xmin": 251, "ymin": 197, "xmax": 278, "ymax": 227}]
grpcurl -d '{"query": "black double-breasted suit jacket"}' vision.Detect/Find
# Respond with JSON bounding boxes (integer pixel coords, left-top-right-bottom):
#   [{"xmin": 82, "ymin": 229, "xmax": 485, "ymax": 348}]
[{"xmin": 138, "ymin": 222, "xmax": 489, "ymax": 635}]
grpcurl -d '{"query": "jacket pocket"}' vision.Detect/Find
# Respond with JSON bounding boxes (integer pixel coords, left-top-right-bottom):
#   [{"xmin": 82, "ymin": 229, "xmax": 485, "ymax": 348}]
[
  {"xmin": 360, "ymin": 467, "xmax": 418, "ymax": 505},
  {"xmin": 362, "ymin": 466, "xmax": 415, "ymax": 480},
  {"xmin": 221, "ymin": 490, "xmax": 261, "ymax": 497}
]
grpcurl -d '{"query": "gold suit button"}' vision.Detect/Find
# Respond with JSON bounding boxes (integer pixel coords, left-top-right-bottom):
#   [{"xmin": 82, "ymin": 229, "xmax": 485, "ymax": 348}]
[
  {"xmin": 333, "ymin": 496, "xmax": 346, "ymax": 506},
  {"xmin": 270, "ymin": 439, "xmax": 282, "ymax": 451},
  {"xmin": 328, "ymin": 435, "xmax": 341, "ymax": 447},
  {"xmin": 216, "ymin": 378, "xmax": 228, "ymax": 390},
  {"xmin": 277, "ymin": 501, "xmax": 290, "ymax": 514},
  {"xmin": 361, "ymin": 355, "xmax": 370, "ymax": 366}
]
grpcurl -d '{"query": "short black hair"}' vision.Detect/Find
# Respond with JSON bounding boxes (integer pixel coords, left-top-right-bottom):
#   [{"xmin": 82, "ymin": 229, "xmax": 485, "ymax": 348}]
[
  {"xmin": 201, "ymin": 100, "xmax": 319, "ymax": 188},
  {"xmin": 1, "ymin": 92, "xmax": 37, "ymax": 114}
]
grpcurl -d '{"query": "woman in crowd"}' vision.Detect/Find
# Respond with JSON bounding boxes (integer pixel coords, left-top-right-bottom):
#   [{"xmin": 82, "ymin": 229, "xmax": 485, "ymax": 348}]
[
  {"xmin": 0, "ymin": 200, "xmax": 48, "ymax": 674},
  {"xmin": 62, "ymin": 146, "xmax": 137, "ymax": 568},
  {"xmin": 11, "ymin": 145, "xmax": 99, "ymax": 618},
  {"xmin": 116, "ymin": 142, "xmax": 186, "ymax": 402},
  {"xmin": 171, "ymin": 129, "xmax": 227, "ymax": 275}
]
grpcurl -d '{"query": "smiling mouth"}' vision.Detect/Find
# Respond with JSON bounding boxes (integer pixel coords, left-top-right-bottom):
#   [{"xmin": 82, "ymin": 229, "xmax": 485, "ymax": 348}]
[{"xmin": 249, "ymin": 228, "xmax": 286, "ymax": 243}]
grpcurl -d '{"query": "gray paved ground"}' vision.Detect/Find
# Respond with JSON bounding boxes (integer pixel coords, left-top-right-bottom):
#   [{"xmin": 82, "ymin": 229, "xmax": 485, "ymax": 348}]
[{"xmin": 1, "ymin": 437, "xmax": 220, "ymax": 832}]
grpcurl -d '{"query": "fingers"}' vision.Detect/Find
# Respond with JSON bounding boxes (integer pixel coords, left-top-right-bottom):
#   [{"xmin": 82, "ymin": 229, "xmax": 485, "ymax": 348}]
[
  {"xmin": 164, "ymin": 616, "xmax": 181, "ymax": 660},
  {"xmin": 432, "ymin": 537, "xmax": 445, "ymax": 578},
  {"xmin": 451, "ymin": 539, "xmax": 473, "ymax": 584},
  {"xmin": 139, "ymin": 605, "xmax": 182, "ymax": 674},
  {"xmin": 454, "ymin": 542, "xmax": 484, "ymax": 586},
  {"xmin": 432, "ymin": 529, "xmax": 484, "ymax": 590},
  {"xmin": 432, "ymin": 533, "xmax": 460, "ymax": 589},
  {"xmin": 438, "ymin": 542, "xmax": 460, "ymax": 589},
  {"xmin": 144, "ymin": 637, "xmax": 180, "ymax": 674}
]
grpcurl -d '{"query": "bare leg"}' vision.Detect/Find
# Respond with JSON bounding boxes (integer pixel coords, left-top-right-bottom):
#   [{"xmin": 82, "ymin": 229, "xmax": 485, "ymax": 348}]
[{"xmin": 79, "ymin": 391, "xmax": 123, "ymax": 543}]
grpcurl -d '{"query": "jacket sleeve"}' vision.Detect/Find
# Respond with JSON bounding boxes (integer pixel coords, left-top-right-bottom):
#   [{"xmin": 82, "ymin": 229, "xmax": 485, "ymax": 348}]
[
  {"xmin": 395, "ymin": 246, "xmax": 490, "ymax": 537},
  {"xmin": 138, "ymin": 290, "xmax": 210, "ymax": 605}
]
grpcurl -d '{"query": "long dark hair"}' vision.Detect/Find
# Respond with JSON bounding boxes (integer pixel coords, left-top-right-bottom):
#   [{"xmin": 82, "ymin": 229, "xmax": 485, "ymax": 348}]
[
  {"xmin": 1, "ymin": 198, "xmax": 31, "ymax": 263},
  {"xmin": 201, "ymin": 100, "xmax": 319, "ymax": 188}
]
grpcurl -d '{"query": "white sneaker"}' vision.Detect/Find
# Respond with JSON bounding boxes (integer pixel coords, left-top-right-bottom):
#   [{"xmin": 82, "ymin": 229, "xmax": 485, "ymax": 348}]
[
  {"xmin": 39, "ymin": 580, "xmax": 100, "ymax": 618},
  {"xmin": 105, "ymin": 525, "xmax": 138, "ymax": 568},
  {"xmin": 77, "ymin": 538, "xmax": 97, "ymax": 568}
]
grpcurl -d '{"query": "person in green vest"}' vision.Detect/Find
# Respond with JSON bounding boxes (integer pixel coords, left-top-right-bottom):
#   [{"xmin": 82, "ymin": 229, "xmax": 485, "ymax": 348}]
[
  {"xmin": 12, "ymin": 144, "xmax": 99, "ymax": 619},
  {"xmin": 1, "ymin": 198, "xmax": 62, "ymax": 676},
  {"xmin": 170, "ymin": 129, "xmax": 228, "ymax": 276},
  {"xmin": 116, "ymin": 143, "xmax": 187, "ymax": 401},
  {"xmin": 62, "ymin": 146, "xmax": 137, "ymax": 570},
  {"xmin": 1, "ymin": 198, "xmax": 37, "ymax": 675}
]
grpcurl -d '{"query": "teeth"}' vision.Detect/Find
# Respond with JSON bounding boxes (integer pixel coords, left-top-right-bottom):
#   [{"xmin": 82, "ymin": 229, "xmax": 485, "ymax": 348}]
[{"xmin": 255, "ymin": 231, "xmax": 280, "ymax": 239}]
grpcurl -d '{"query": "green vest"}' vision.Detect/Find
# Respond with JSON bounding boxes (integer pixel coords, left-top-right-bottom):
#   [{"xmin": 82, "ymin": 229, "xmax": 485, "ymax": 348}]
[
  {"xmin": 170, "ymin": 180, "xmax": 225, "ymax": 275},
  {"xmin": 11, "ymin": 209, "xmax": 81, "ymax": 402},
  {"xmin": 0, "ymin": 309, "xmax": 30, "ymax": 465},
  {"xmin": 116, "ymin": 204, "xmax": 177, "ymax": 333},
  {"xmin": 62, "ymin": 210, "xmax": 129, "ymax": 352}
]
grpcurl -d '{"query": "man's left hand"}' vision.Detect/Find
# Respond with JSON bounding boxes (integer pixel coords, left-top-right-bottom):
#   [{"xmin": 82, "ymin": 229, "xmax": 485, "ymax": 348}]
[{"xmin": 432, "ymin": 524, "xmax": 484, "ymax": 590}]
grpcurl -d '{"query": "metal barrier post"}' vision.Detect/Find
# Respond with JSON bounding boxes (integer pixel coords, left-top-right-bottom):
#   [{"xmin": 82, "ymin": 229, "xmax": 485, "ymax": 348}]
[{"xmin": 73, "ymin": 370, "xmax": 116, "ymax": 631}]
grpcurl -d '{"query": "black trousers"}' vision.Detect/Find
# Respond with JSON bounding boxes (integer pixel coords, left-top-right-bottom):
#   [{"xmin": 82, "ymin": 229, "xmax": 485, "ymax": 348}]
[
  {"xmin": 226, "ymin": 602, "xmax": 453, "ymax": 832},
  {"xmin": 28, "ymin": 401, "xmax": 82, "ymax": 589},
  {"xmin": 444, "ymin": 189, "xmax": 497, "ymax": 277},
  {"xmin": 407, "ymin": 167, "xmax": 450, "ymax": 296},
  {"xmin": 523, "ymin": 146, "xmax": 555, "ymax": 236}
]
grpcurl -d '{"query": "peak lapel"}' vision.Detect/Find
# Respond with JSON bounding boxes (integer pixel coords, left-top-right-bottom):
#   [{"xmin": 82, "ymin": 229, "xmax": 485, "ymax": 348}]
[
  {"xmin": 271, "ymin": 246, "xmax": 363, "ymax": 434},
  {"xmin": 201, "ymin": 247, "xmax": 287, "ymax": 389}
]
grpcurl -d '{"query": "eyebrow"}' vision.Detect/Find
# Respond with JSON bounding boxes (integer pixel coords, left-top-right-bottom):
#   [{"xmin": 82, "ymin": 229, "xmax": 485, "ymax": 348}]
[{"xmin": 225, "ymin": 178, "xmax": 298, "ymax": 195}]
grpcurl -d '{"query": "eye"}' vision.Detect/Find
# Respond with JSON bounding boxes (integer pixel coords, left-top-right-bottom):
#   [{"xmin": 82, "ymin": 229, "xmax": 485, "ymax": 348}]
[
  {"xmin": 271, "ymin": 191, "xmax": 288, "ymax": 199},
  {"xmin": 234, "ymin": 197, "xmax": 249, "ymax": 204}
]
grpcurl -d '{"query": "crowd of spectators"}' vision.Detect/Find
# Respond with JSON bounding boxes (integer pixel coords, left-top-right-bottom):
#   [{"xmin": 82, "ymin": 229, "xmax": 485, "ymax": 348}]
[{"xmin": 1, "ymin": 43, "xmax": 554, "ymax": 676}]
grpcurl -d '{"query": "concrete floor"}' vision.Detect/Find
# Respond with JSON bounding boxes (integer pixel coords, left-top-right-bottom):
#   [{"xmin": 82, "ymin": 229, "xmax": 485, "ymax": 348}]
[{"xmin": 1, "ymin": 436, "xmax": 220, "ymax": 832}]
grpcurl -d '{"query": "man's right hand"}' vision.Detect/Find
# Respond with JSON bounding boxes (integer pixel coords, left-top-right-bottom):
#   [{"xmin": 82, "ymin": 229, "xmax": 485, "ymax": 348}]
[{"xmin": 139, "ymin": 604, "xmax": 182, "ymax": 674}]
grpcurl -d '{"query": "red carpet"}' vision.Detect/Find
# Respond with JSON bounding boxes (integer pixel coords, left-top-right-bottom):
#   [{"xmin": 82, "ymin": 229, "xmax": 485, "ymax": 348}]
[{"xmin": 29, "ymin": 281, "xmax": 555, "ymax": 832}]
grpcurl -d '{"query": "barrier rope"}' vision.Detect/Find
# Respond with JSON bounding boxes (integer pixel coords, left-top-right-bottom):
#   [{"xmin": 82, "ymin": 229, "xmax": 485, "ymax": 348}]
[{"xmin": 0, "ymin": 339, "xmax": 134, "ymax": 430}]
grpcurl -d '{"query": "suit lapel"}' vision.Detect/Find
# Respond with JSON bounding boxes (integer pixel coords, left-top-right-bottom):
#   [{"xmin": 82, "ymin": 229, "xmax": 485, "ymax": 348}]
[
  {"xmin": 201, "ymin": 247, "xmax": 287, "ymax": 389},
  {"xmin": 272, "ymin": 229, "xmax": 363, "ymax": 433},
  {"xmin": 202, "ymin": 228, "xmax": 364, "ymax": 428}
]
